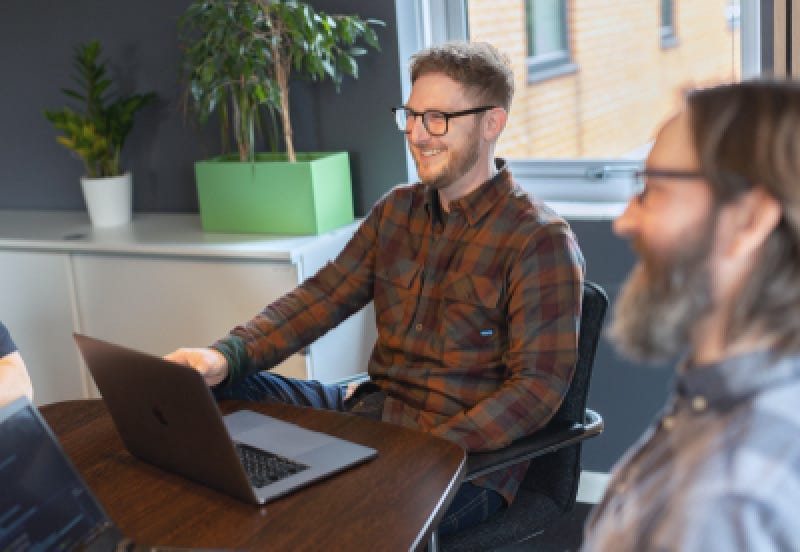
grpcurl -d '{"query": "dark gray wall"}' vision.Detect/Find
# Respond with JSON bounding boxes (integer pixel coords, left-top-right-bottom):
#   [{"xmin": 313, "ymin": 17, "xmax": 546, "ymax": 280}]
[
  {"xmin": 0, "ymin": 0, "xmax": 406, "ymax": 216},
  {"xmin": 569, "ymin": 220, "xmax": 674, "ymax": 472},
  {"xmin": 310, "ymin": 0, "xmax": 410, "ymax": 213}
]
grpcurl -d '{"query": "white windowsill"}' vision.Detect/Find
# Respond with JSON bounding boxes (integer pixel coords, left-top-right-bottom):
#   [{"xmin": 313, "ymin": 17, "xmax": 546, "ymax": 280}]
[{"xmin": 545, "ymin": 201, "xmax": 627, "ymax": 221}]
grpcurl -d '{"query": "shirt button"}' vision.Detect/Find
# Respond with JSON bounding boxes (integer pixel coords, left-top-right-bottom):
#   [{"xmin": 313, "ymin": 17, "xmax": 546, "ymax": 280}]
[
  {"xmin": 692, "ymin": 396, "xmax": 707, "ymax": 412},
  {"xmin": 662, "ymin": 416, "xmax": 675, "ymax": 430},
  {"xmin": 415, "ymin": 323, "xmax": 423, "ymax": 332}
]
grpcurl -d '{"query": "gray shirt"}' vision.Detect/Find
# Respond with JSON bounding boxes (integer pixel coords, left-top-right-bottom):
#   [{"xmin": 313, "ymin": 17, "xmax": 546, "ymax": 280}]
[{"xmin": 582, "ymin": 351, "xmax": 800, "ymax": 552}]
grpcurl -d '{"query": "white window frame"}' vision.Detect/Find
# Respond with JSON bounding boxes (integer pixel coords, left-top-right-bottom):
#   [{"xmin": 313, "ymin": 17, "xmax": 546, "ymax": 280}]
[{"xmin": 395, "ymin": 0, "xmax": 763, "ymax": 209}]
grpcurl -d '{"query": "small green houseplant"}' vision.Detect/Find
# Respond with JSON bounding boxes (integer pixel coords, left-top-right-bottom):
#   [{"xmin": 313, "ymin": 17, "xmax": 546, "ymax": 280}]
[
  {"xmin": 179, "ymin": 0, "xmax": 383, "ymax": 234},
  {"xmin": 44, "ymin": 40, "xmax": 155, "ymax": 226}
]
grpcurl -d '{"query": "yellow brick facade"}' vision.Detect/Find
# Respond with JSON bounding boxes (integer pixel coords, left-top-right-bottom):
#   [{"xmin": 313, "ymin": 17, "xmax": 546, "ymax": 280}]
[{"xmin": 467, "ymin": 0, "xmax": 741, "ymax": 159}]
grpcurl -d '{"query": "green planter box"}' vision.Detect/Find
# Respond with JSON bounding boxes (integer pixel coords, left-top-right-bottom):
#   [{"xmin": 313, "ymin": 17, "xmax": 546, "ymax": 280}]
[{"xmin": 195, "ymin": 152, "xmax": 354, "ymax": 235}]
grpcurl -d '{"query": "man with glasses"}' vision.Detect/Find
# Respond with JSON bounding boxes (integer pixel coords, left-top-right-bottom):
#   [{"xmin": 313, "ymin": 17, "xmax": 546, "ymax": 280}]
[
  {"xmin": 167, "ymin": 41, "xmax": 584, "ymax": 534},
  {"xmin": 582, "ymin": 81, "xmax": 800, "ymax": 551}
]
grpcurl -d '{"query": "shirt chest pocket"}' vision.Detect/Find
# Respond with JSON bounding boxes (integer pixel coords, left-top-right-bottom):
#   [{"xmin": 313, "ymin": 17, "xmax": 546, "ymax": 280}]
[
  {"xmin": 440, "ymin": 273, "xmax": 503, "ymax": 351},
  {"xmin": 374, "ymin": 260, "xmax": 421, "ymax": 329}
]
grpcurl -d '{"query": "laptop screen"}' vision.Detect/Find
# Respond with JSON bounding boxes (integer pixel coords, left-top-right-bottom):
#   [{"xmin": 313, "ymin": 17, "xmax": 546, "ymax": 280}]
[{"xmin": 0, "ymin": 398, "xmax": 111, "ymax": 551}]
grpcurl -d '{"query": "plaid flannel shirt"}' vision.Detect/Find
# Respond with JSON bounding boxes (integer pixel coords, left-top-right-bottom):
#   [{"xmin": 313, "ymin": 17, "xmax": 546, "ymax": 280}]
[
  {"xmin": 583, "ymin": 351, "xmax": 800, "ymax": 551},
  {"xmin": 214, "ymin": 161, "xmax": 585, "ymax": 503}
]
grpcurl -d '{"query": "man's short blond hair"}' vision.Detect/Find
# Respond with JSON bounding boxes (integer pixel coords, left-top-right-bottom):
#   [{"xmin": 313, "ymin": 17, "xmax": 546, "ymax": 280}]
[{"xmin": 409, "ymin": 41, "xmax": 514, "ymax": 111}]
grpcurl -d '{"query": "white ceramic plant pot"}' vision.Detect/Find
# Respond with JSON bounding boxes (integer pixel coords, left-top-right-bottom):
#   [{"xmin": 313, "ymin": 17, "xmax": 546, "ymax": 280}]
[{"xmin": 80, "ymin": 172, "xmax": 133, "ymax": 227}]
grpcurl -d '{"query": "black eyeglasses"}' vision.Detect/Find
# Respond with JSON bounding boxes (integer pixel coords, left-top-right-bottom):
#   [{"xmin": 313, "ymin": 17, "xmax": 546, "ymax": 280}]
[
  {"xmin": 632, "ymin": 169, "xmax": 705, "ymax": 200},
  {"xmin": 391, "ymin": 105, "xmax": 497, "ymax": 136}
]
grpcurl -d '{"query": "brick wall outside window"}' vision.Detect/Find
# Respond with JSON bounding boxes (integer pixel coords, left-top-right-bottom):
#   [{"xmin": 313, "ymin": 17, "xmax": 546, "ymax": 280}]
[{"xmin": 467, "ymin": 0, "xmax": 741, "ymax": 159}]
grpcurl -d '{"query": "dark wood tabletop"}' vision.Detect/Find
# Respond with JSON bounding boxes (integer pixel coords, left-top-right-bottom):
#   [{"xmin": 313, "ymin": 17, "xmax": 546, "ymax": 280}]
[{"xmin": 40, "ymin": 400, "xmax": 465, "ymax": 552}]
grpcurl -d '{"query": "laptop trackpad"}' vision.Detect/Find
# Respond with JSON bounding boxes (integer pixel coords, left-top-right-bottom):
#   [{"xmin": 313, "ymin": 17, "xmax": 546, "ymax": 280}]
[{"xmin": 224, "ymin": 409, "xmax": 335, "ymax": 457}]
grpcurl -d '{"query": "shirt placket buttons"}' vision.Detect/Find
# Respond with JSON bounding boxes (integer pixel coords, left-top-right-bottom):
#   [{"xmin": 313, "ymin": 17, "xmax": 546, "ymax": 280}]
[{"xmin": 692, "ymin": 396, "xmax": 707, "ymax": 412}]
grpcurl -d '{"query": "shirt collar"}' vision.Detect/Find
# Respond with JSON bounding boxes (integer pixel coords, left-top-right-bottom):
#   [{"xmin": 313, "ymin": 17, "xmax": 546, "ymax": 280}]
[
  {"xmin": 423, "ymin": 158, "xmax": 512, "ymax": 226},
  {"xmin": 677, "ymin": 350, "xmax": 800, "ymax": 411}
]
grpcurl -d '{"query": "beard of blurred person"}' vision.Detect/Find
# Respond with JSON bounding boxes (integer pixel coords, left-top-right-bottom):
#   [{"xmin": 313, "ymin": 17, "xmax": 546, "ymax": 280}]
[{"xmin": 608, "ymin": 221, "xmax": 716, "ymax": 363}]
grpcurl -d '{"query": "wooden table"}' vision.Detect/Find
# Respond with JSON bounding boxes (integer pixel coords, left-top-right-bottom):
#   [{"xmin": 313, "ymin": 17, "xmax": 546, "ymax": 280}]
[{"xmin": 40, "ymin": 400, "xmax": 465, "ymax": 552}]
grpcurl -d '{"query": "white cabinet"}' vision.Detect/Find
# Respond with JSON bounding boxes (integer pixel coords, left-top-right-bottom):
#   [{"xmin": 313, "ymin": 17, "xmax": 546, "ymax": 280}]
[
  {"xmin": 0, "ymin": 211, "xmax": 377, "ymax": 405},
  {"xmin": 0, "ymin": 251, "xmax": 87, "ymax": 405},
  {"xmin": 71, "ymin": 255, "xmax": 308, "ymax": 384}
]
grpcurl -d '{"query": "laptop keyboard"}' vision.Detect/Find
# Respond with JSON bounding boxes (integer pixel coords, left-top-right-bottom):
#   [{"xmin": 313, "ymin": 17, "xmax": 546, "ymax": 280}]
[{"xmin": 234, "ymin": 443, "xmax": 309, "ymax": 488}]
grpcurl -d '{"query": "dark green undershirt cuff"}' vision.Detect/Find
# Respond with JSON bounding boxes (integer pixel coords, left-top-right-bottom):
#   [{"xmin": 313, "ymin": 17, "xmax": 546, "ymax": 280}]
[{"xmin": 211, "ymin": 335, "xmax": 248, "ymax": 389}]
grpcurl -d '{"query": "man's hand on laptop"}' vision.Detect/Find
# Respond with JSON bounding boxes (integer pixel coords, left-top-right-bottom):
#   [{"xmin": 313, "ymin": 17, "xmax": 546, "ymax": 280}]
[{"xmin": 164, "ymin": 347, "xmax": 228, "ymax": 387}]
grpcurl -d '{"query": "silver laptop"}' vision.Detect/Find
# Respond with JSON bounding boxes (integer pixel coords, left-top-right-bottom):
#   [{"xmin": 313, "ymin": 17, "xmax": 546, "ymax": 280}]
[
  {"xmin": 73, "ymin": 333, "xmax": 377, "ymax": 506},
  {"xmin": 0, "ymin": 396, "xmax": 234, "ymax": 551}
]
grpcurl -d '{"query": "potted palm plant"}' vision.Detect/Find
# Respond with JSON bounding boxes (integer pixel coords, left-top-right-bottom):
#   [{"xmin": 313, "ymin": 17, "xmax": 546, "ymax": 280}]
[
  {"xmin": 44, "ymin": 40, "xmax": 156, "ymax": 227},
  {"xmin": 179, "ymin": 0, "xmax": 383, "ymax": 235}
]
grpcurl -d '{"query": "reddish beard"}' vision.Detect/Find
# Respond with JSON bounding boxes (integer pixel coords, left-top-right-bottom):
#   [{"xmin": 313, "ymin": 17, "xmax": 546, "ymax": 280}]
[{"xmin": 414, "ymin": 125, "xmax": 481, "ymax": 190}]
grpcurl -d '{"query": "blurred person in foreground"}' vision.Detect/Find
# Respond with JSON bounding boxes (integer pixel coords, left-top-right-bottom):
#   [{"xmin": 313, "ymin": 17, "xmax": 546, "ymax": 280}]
[{"xmin": 582, "ymin": 81, "xmax": 800, "ymax": 551}]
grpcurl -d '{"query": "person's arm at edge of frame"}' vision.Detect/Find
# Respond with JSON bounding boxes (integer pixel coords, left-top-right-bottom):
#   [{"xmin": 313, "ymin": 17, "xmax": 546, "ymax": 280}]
[
  {"xmin": 430, "ymin": 221, "xmax": 585, "ymax": 451},
  {"xmin": 0, "ymin": 350, "xmax": 33, "ymax": 406}
]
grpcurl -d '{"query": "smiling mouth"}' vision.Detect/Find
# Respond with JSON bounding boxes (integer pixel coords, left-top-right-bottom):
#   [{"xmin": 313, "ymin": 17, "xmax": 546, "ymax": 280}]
[{"xmin": 420, "ymin": 148, "xmax": 444, "ymax": 157}]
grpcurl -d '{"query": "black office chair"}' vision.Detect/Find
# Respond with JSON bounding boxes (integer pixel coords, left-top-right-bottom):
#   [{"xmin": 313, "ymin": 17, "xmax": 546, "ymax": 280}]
[{"xmin": 430, "ymin": 280, "xmax": 608, "ymax": 552}]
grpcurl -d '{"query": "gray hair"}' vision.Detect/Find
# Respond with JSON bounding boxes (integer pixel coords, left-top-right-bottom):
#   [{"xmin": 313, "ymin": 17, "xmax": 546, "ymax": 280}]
[{"xmin": 687, "ymin": 80, "xmax": 800, "ymax": 352}]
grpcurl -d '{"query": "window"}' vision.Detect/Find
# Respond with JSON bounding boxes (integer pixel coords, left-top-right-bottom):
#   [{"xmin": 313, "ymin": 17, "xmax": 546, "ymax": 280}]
[
  {"xmin": 525, "ymin": 0, "xmax": 574, "ymax": 81},
  {"xmin": 661, "ymin": 0, "xmax": 678, "ymax": 47},
  {"xmin": 398, "ymin": 0, "xmax": 761, "ymax": 205}
]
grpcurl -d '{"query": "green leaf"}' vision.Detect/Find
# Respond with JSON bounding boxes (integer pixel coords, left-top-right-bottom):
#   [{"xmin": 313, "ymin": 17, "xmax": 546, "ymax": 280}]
[
  {"xmin": 61, "ymin": 88, "xmax": 87, "ymax": 102},
  {"xmin": 364, "ymin": 28, "xmax": 381, "ymax": 51},
  {"xmin": 254, "ymin": 85, "xmax": 267, "ymax": 103},
  {"xmin": 201, "ymin": 63, "xmax": 215, "ymax": 83},
  {"xmin": 339, "ymin": 55, "xmax": 357, "ymax": 78}
]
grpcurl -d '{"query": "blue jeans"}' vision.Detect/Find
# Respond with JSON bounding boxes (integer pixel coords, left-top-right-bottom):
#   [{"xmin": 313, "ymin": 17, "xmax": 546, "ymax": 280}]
[{"xmin": 213, "ymin": 371, "xmax": 505, "ymax": 534}]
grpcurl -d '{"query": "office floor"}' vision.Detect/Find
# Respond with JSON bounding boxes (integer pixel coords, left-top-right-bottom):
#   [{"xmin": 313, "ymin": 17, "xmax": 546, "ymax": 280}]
[{"xmin": 498, "ymin": 502, "xmax": 592, "ymax": 552}]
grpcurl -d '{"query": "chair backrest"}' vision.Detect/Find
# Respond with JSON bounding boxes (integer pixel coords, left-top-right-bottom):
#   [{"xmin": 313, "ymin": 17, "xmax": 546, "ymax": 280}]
[
  {"xmin": 520, "ymin": 280, "xmax": 608, "ymax": 510},
  {"xmin": 556, "ymin": 280, "xmax": 608, "ymax": 424}
]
